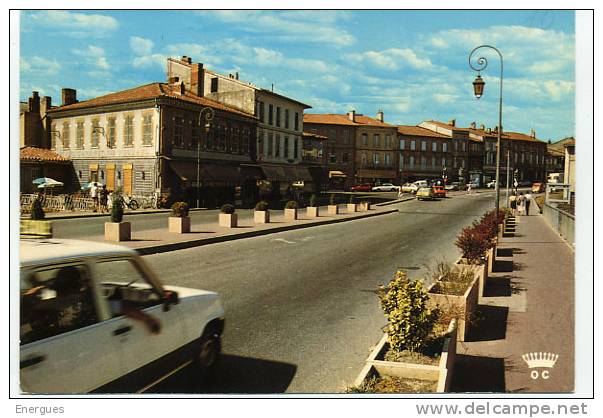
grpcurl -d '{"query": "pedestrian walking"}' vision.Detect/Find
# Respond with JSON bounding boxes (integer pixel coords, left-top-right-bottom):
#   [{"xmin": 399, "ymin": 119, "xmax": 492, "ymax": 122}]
[
  {"xmin": 99, "ymin": 185, "xmax": 108, "ymax": 213},
  {"xmin": 517, "ymin": 192, "xmax": 526, "ymax": 216},
  {"xmin": 467, "ymin": 183, "xmax": 472, "ymax": 195},
  {"xmin": 524, "ymin": 191, "xmax": 533, "ymax": 216},
  {"xmin": 509, "ymin": 193, "xmax": 517, "ymax": 216},
  {"xmin": 90, "ymin": 182, "xmax": 99, "ymax": 212}
]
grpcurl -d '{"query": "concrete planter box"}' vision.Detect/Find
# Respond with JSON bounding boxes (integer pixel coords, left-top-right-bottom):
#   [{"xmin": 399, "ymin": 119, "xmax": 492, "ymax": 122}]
[
  {"xmin": 20, "ymin": 220, "xmax": 53, "ymax": 238},
  {"xmin": 219, "ymin": 213, "xmax": 237, "ymax": 228},
  {"xmin": 168, "ymin": 216, "xmax": 191, "ymax": 233},
  {"xmin": 487, "ymin": 246, "xmax": 495, "ymax": 274},
  {"xmin": 284, "ymin": 208, "xmax": 298, "ymax": 221},
  {"xmin": 347, "ymin": 203, "xmax": 358, "ymax": 213},
  {"xmin": 456, "ymin": 256, "xmax": 488, "ymax": 298},
  {"xmin": 428, "ymin": 269, "xmax": 479, "ymax": 341},
  {"xmin": 359, "ymin": 202, "xmax": 371, "ymax": 211},
  {"xmin": 254, "ymin": 210, "xmax": 270, "ymax": 224},
  {"xmin": 104, "ymin": 222, "xmax": 131, "ymax": 241},
  {"xmin": 306, "ymin": 206, "xmax": 319, "ymax": 218},
  {"xmin": 327, "ymin": 205, "xmax": 339, "ymax": 215},
  {"xmin": 353, "ymin": 319, "xmax": 457, "ymax": 393}
]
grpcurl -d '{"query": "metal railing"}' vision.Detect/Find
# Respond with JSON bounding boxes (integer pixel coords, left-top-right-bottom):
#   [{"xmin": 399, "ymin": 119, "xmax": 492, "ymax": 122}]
[{"xmin": 542, "ymin": 202, "xmax": 575, "ymax": 247}]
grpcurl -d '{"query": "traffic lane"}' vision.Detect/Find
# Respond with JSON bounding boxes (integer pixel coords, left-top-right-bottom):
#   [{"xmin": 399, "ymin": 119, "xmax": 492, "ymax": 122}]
[{"xmin": 143, "ymin": 193, "xmax": 495, "ymax": 393}]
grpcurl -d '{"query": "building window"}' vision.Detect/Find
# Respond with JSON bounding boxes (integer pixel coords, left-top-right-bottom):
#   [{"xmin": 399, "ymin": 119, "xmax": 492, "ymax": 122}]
[
  {"xmin": 142, "ymin": 114, "xmax": 153, "ymax": 146},
  {"xmin": 284, "ymin": 136, "xmax": 289, "ymax": 158},
  {"xmin": 51, "ymin": 123, "xmax": 57, "ymax": 149},
  {"xmin": 399, "ymin": 154, "xmax": 404, "ymax": 168},
  {"xmin": 76, "ymin": 121, "xmax": 84, "ymax": 149},
  {"xmin": 294, "ymin": 112, "xmax": 299, "ymax": 131},
  {"xmin": 432, "ymin": 142, "xmax": 437, "ymax": 152},
  {"xmin": 362, "ymin": 133, "xmax": 368, "ymax": 146},
  {"xmin": 275, "ymin": 107, "xmax": 281, "ymax": 127},
  {"xmin": 442, "ymin": 157, "xmax": 446, "ymax": 168},
  {"xmin": 432, "ymin": 157, "xmax": 436, "ymax": 167},
  {"xmin": 259, "ymin": 102, "xmax": 265, "ymax": 123},
  {"xmin": 409, "ymin": 156, "xmax": 415, "ymax": 168},
  {"xmin": 219, "ymin": 125, "xmax": 227, "ymax": 150},
  {"xmin": 399, "ymin": 139, "xmax": 405, "ymax": 150},
  {"xmin": 192, "ymin": 124, "xmax": 200, "ymax": 149},
  {"xmin": 211, "ymin": 77, "xmax": 218, "ymax": 93},
  {"xmin": 275, "ymin": 134, "xmax": 281, "ymax": 157},
  {"xmin": 421, "ymin": 156, "xmax": 427, "ymax": 168},
  {"xmin": 361, "ymin": 153, "xmax": 367, "ymax": 167},
  {"xmin": 269, "ymin": 104, "xmax": 274, "ymax": 125},
  {"xmin": 173, "ymin": 116, "xmax": 183, "ymax": 148},
  {"xmin": 461, "ymin": 142, "xmax": 466, "ymax": 152},
  {"xmin": 267, "ymin": 133, "xmax": 273, "ymax": 156},
  {"xmin": 421, "ymin": 141, "xmax": 427, "ymax": 151},
  {"xmin": 285, "ymin": 109, "xmax": 290, "ymax": 129},
  {"xmin": 329, "ymin": 151, "xmax": 336, "ymax": 164},
  {"xmin": 107, "ymin": 117, "xmax": 116, "ymax": 148},
  {"xmin": 385, "ymin": 154, "xmax": 391, "ymax": 167},
  {"xmin": 342, "ymin": 152, "xmax": 349, "ymax": 164},
  {"xmin": 373, "ymin": 153, "xmax": 380, "ymax": 166},
  {"xmin": 124, "ymin": 115, "xmax": 134, "ymax": 147},
  {"xmin": 373, "ymin": 134, "xmax": 380, "ymax": 147},
  {"xmin": 410, "ymin": 140, "xmax": 416, "ymax": 150},
  {"xmin": 91, "ymin": 119, "xmax": 100, "ymax": 148},
  {"xmin": 294, "ymin": 137, "xmax": 299, "ymax": 159}
]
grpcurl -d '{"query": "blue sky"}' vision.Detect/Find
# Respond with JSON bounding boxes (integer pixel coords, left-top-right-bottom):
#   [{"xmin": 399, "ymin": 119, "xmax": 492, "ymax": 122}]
[{"xmin": 20, "ymin": 10, "xmax": 575, "ymax": 140}]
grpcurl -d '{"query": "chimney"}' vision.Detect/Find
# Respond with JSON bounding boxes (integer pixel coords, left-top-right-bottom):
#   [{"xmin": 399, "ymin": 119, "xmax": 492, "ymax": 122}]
[
  {"xmin": 235, "ymin": 72, "xmax": 239, "ymax": 80},
  {"xmin": 376, "ymin": 110, "xmax": 384, "ymax": 122},
  {"xmin": 531, "ymin": 128, "xmax": 536, "ymax": 138},
  {"xmin": 176, "ymin": 81, "xmax": 185, "ymax": 95},
  {"xmin": 480, "ymin": 123, "xmax": 485, "ymax": 130},
  {"xmin": 448, "ymin": 119, "xmax": 456, "ymax": 127},
  {"xmin": 348, "ymin": 109, "xmax": 356, "ymax": 122},
  {"xmin": 493, "ymin": 126, "xmax": 498, "ymax": 133},
  {"xmin": 190, "ymin": 63, "xmax": 204, "ymax": 97},
  {"xmin": 181, "ymin": 55, "xmax": 191, "ymax": 64},
  {"xmin": 61, "ymin": 88, "xmax": 77, "ymax": 106},
  {"xmin": 41, "ymin": 96, "xmax": 51, "ymax": 115},
  {"xmin": 486, "ymin": 128, "xmax": 492, "ymax": 134},
  {"xmin": 28, "ymin": 91, "xmax": 40, "ymax": 113},
  {"xmin": 548, "ymin": 139, "xmax": 552, "ymax": 144},
  {"xmin": 470, "ymin": 121, "xmax": 476, "ymax": 129}
]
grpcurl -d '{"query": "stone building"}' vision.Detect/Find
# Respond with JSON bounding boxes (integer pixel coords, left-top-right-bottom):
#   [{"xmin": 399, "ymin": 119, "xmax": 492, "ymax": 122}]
[
  {"xmin": 20, "ymin": 147, "xmax": 71, "ymax": 194},
  {"xmin": 47, "ymin": 79, "xmax": 257, "ymax": 208},
  {"xmin": 301, "ymin": 131, "xmax": 328, "ymax": 192},
  {"xmin": 397, "ymin": 125, "xmax": 452, "ymax": 183}
]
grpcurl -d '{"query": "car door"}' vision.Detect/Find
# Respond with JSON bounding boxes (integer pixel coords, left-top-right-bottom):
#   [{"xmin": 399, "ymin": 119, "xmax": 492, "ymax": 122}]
[
  {"xmin": 93, "ymin": 257, "xmax": 186, "ymax": 392},
  {"xmin": 20, "ymin": 262, "xmax": 122, "ymax": 394}
]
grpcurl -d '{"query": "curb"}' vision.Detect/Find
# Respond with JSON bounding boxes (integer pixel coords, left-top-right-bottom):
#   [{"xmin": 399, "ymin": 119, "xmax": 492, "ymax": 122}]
[
  {"xmin": 135, "ymin": 208, "xmax": 399, "ymax": 256},
  {"xmin": 21, "ymin": 207, "xmax": 209, "ymax": 221},
  {"xmin": 375, "ymin": 196, "xmax": 415, "ymax": 206}
]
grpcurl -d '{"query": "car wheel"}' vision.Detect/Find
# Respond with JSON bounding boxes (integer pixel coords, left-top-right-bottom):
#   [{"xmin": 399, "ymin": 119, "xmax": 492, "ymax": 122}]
[{"xmin": 195, "ymin": 332, "xmax": 221, "ymax": 373}]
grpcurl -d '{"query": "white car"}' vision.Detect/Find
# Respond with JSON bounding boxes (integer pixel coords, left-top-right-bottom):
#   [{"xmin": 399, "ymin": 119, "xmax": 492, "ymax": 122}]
[
  {"xmin": 400, "ymin": 183, "xmax": 419, "ymax": 194},
  {"xmin": 371, "ymin": 183, "xmax": 400, "ymax": 192},
  {"xmin": 20, "ymin": 239, "xmax": 225, "ymax": 394}
]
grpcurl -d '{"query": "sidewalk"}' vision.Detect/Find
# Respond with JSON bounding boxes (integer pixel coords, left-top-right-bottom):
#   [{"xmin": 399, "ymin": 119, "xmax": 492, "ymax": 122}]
[
  {"xmin": 452, "ymin": 211, "xmax": 575, "ymax": 392},
  {"xmin": 79, "ymin": 204, "xmax": 404, "ymax": 255}
]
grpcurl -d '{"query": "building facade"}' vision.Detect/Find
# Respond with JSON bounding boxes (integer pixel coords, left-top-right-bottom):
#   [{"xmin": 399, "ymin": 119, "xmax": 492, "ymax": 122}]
[{"xmin": 397, "ymin": 125, "xmax": 451, "ymax": 183}]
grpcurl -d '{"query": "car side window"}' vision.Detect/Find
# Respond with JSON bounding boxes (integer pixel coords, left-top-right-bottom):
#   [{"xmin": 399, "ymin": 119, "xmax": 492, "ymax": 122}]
[
  {"xmin": 95, "ymin": 259, "xmax": 161, "ymax": 318},
  {"xmin": 20, "ymin": 264, "xmax": 98, "ymax": 345}
]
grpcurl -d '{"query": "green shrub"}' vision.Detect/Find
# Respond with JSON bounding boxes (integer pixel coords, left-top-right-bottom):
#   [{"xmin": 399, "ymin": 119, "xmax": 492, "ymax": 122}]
[
  {"xmin": 285, "ymin": 200, "xmax": 298, "ymax": 209},
  {"xmin": 220, "ymin": 204, "xmax": 235, "ymax": 214},
  {"xmin": 170, "ymin": 201, "xmax": 189, "ymax": 217},
  {"xmin": 378, "ymin": 271, "xmax": 440, "ymax": 353},
  {"xmin": 309, "ymin": 194, "xmax": 317, "ymax": 207},
  {"xmin": 110, "ymin": 195, "xmax": 124, "ymax": 223},
  {"xmin": 455, "ymin": 226, "xmax": 490, "ymax": 264},
  {"xmin": 255, "ymin": 200, "xmax": 269, "ymax": 211},
  {"xmin": 30, "ymin": 198, "xmax": 45, "ymax": 220}
]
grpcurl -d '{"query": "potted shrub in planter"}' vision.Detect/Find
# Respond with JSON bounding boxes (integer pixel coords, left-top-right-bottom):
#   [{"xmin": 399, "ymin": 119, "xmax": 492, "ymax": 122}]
[
  {"xmin": 105, "ymin": 195, "xmax": 131, "ymax": 241},
  {"xmin": 254, "ymin": 200, "xmax": 270, "ymax": 223},
  {"xmin": 284, "ymin": 200, "xmax": 299, "ymax": 221},
  {"xmin": 426, "ymin": 262, "xmax": 478, "ymax": 342},
  {"xmin": 20, "ymin": 197, "xmax": 53, "ymax": 238},
  {"xmin": 327, "ymin": 194, "xmax": 339, "ymax": 215},
  {"xmin": 306, "ymin": 194, "xmax": 319, "ymax": 218},
  {"xmin": 351, "ymin": 271, "xmax": 457, "ymax": 393},
  {"xmin": 347, "ymin": 195, "xmax": 358, "ymax": 213},
  {"xmin": 168, "ymin": 201, "xmax": 191, "ymax": 233},
  {"xmin": 219, "ymin": 204, "xmax": 237, "ymax": 228},
  {"xmin": 359, "ymin": 200, "xmax": 371, "ymax": 211}
]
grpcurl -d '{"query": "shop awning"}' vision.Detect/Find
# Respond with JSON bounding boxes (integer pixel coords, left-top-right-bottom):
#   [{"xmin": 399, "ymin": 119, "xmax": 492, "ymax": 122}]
[
  {"xmin": 169, "ymin": 161, "xmax": 241, "ymax": 187},
  {"xmin": 261, "ymin": 165, "xmax": 312, "ymax": 182},
  {"xmin": 329, "ymin": 170, "xmax": 347, "ymax": 178}
]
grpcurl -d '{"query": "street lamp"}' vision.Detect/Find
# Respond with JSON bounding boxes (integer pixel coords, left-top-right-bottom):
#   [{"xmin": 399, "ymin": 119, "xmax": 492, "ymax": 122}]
[
  {"xmin": 197, "ymin": 107, "xmax": 215, "ymax": 208},
  {"xmin": 469, "ymin": 45, "xmax": 503, "ymax": 219}
]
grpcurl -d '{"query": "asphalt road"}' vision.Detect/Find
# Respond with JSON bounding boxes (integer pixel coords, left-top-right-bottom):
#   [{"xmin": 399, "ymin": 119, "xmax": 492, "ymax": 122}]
[{"xmin": 141, "ymin": 191, "xmax": 496, "ymax": 394}]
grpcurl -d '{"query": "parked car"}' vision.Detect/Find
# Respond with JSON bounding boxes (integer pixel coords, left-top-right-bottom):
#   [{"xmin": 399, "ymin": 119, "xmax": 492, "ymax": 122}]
[
  {"xmin": 416, "ymin": 187, "xmax": 436, "ymax": 200},
  {"xmin": 432, "ymin": 185, "xmax": 447, "ymax": 198},
  {"xmin": 444, "ymin": 182, "xmax": 460, "ymax": 191},
  {"xmin": 20, "ymin": 239, "xmax": 225, "ymax": 393},
  {"xmin": 531, "ymin": 182, "xmax": 545, "ymax": 193},
  {"xmin": 372, "ymin": 183, "xmax": 400, "ymax": 192},
  {"xmin": 401, "ymin": 183, "xmax": 419, "ymax": 194},
  {"xmin": 413, "ymin": 180, "xmax": 429, "ymax": 189},
  {"xmin": 518, "ymin": 180, "xmax": 532, "ymax": 187},
  {"xmin": 350, "ymin": 183, "xmax": 373, "ymax": 192}
]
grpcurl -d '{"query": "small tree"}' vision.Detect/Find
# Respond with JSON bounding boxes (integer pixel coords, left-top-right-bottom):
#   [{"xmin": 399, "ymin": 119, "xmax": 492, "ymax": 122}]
[
  {"xmin": 309, "ymin": 194, "xmax": 317, "ymax": 207},
  {"xmin": 378, "ymin": 271, "xmax": 440, "ymax": 353},
  {"xmin": 255, "ymin": 200, "xmax": 269, "ymax": 211},
  {"xmin": 285, "ymin": 200, "xmax": 298, "ymax": 209},
  {"xmin": 30, "ymin": 197, "xmax": 45, "ymax": 220},
  {"xmin": 170, "ymin": 201, "xmax": 190, "ymax": 218},
  {"xmin": 455, "ymin": 226, "xmax": 489, "ymax": 263},
  {"xmin": 220, "ymin": 204, "xmax": 235, "ymax": 214},
  {"xmin": 110, "ymin": 194, "xmax": 124, "ymax": 223}
]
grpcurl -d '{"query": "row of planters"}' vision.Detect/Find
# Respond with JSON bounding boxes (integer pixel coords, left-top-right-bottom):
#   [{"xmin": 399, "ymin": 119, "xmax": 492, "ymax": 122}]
[
  {"xmin": 349, "ymin": 209, "xmax": 511, "ymax": 393},
  {"xmin": 103, "ymin": 194, "xmax": 374, "ymax": 241}
]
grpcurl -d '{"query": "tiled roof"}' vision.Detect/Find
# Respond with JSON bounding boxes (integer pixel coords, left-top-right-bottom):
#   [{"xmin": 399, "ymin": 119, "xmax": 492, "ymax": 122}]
[
  {"xmin": 503, "ymin": 131, "xmax": 544, "ymax": 143},
  {"xmin": 304, "ymin": 113, "xmax": 395, "ymax": 128},
  {"xmin": 397, "ymin": 125, "xmax": 449, "ymax": 138},
  {"xmin": 20, "ymin": 147, "xmax": 70, "ymax": 163},
  {"xmin": 49, "ymin": 83, "xmax": 255, "ymax": 118},
  {"xmin": 547, "ymin": 145, "xmax": 565, "ymax": 156},
  {"xmin": 564, "ymin": 139, "xmax": 576, "ymax": 147},
  {"xmin": 425, "ymin": 120, "xmax": 545, "ymax": 143}
]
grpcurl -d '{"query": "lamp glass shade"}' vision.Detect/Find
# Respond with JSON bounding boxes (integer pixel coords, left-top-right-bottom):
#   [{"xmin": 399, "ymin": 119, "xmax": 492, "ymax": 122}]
[{"xmin": 473, "ymin": 75, "xmax": 485, "ymax": 99}]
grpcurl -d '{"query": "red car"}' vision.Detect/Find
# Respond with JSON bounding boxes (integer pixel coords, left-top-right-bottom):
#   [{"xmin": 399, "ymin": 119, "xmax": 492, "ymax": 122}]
[
  {"xmin": 350, "ymin": 183, "xmax": 373, "ymax": 192},
  {"xmin": 433, "ymin": 185, "xmax": 447, "ymax": 198}
]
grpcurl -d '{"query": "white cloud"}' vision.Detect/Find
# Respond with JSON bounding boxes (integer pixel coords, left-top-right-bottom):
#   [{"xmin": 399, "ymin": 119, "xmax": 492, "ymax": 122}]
[
  {"xmin": 72, "ymin": 45, "xmax": 109, "ymax": 70},
  {"xmin": 20, "ymin": 56, "xmax": 61, "ymax": 74},
  {"xmin": 197, "ymin": 10, "xmax": 355, "ymax": 46},
  {"xmin": 345, "ymin": 48, "xmax": 435, "ymax": 71},
  {"xmin": 132, "ymin": 54, "xmax": 167, "ymax": 69},
  {"xmin": 28, "ymin": 11, "xmax": 118, "ymax": 37},
  {"xmin": 130, "ymin": 36, "xmax": 154, "ymax": 56}
]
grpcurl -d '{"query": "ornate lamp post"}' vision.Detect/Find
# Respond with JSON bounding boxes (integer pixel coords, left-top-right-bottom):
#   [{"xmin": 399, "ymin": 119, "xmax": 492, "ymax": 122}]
[
  {"xmin": 197, "ymin": 107, "xmax": 215, "ymax": 208},
  {"xmin": 469, "ymin": 45, "xmax": 503, "ymax": 219}
]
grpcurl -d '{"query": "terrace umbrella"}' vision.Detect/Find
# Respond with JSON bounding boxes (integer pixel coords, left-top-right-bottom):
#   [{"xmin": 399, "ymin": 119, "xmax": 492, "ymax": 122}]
[{"xmin": 35, "ymin": 178, "xmax": 64, "ymax": 196}]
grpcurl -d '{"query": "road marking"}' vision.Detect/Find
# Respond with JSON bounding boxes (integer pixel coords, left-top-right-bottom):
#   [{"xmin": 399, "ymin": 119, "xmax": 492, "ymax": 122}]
[{"xmin": 272, "ymin": 238, "xmax": 296, "ymax": 244}]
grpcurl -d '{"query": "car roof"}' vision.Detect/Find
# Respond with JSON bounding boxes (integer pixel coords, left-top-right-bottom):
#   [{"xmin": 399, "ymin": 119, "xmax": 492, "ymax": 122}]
[{"xmin": 20, "ymin": 238, "xmax": 137, "ymax": 266}]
